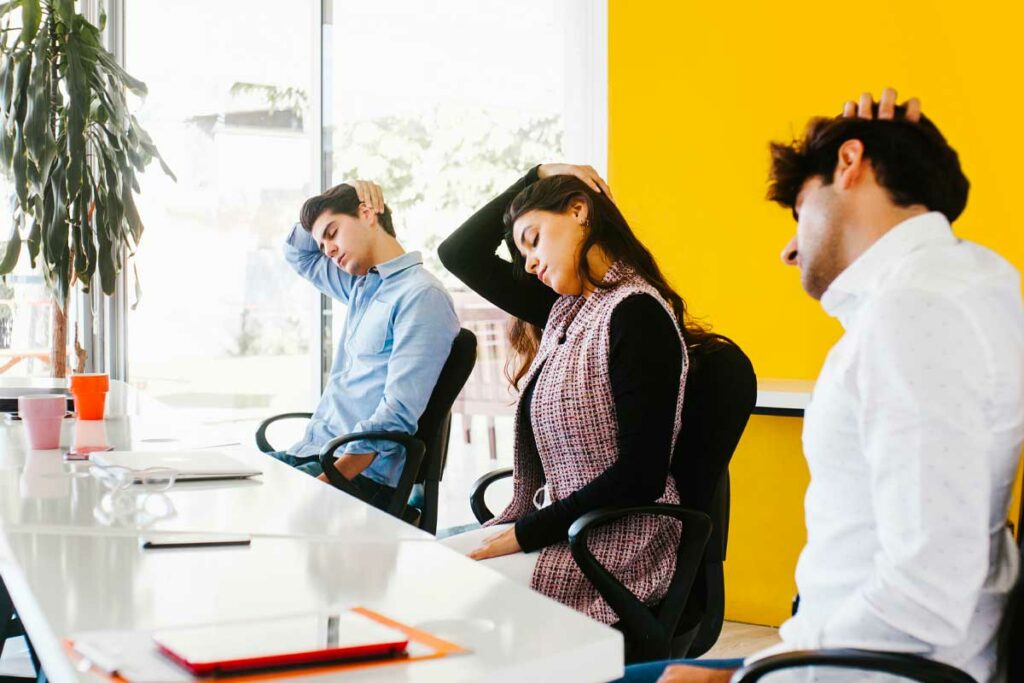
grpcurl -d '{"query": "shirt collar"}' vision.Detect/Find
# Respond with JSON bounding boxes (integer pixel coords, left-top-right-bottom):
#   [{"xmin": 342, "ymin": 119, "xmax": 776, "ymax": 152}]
[
  {"xmin": 820, "ymin": 211, "xmax": 956, "ymax": 321},
  {"xmin": 371, "ymin": 251, "xmax": 422, "ymax": 279}
]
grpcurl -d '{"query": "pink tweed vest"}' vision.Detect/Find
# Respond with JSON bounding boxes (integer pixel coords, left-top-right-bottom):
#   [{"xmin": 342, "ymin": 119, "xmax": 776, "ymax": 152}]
[{"xmin": 488, "ymin": 261, "xmax": 688, "ymax": 624}]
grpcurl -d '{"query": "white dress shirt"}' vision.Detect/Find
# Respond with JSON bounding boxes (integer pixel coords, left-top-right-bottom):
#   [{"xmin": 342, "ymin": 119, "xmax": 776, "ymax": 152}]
[{"xmin": 750, "ymin": 212, "xmax": 1024, "ymax": 682}]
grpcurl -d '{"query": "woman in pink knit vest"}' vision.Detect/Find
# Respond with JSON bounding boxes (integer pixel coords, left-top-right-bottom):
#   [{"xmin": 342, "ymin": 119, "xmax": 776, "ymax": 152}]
[{"xmin": 438, "ymin": 163, "xmax": 724, "ymax": 626}]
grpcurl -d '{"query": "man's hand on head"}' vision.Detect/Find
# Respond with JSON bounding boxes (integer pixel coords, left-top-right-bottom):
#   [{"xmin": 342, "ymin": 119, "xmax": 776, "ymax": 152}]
[
  {"xmin": 841, "ymin": 87, "xmax": 921, "ymax": 122},
  {"xmin": 348, "ymin": 180, "xmax": 386, "ymax": 214}
]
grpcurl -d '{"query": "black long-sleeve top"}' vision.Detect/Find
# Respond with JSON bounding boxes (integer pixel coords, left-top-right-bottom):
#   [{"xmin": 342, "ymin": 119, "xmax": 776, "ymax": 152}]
[{"xmin": 438, "ymin": 168, "xmax": 683, "ymax": 552}]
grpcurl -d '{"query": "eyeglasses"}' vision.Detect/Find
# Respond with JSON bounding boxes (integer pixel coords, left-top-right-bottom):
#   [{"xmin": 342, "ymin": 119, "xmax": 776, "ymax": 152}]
[
  {"xmin": 89, "ymin": 465, "xmax": 178, "ymax": 493},
  {"xmin": 93, "ymin": 489, "xmax": 176, "ymax": 529}
]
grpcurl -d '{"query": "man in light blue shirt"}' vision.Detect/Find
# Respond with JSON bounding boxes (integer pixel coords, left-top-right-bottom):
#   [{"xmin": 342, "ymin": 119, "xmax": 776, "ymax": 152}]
[{"xmin": 271, "ymin": 179, "xmax": 459, "ymax": 511}]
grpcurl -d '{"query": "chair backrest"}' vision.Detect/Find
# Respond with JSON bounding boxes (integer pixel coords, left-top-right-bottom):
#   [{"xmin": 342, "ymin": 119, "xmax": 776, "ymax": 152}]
[
  {"xmin": 666, "ymin": 338, "xmax": 756, "ymax": 655},
  {"xmin": 412, "ymin": 328, "xmax": 478, "ymax": 487},
  {"xmin": 999, "ymin": 515, "xmax": 1024, "ymax": 679},
  {"xmin": 672, "ymin": 339, "xmax": 757, "ymax": 516}
]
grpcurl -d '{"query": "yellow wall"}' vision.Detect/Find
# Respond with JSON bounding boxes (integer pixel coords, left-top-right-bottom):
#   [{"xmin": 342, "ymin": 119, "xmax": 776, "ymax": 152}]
[{"xmin": 608, "ymin": 0, "xmax": 1024, "ymax": 625}]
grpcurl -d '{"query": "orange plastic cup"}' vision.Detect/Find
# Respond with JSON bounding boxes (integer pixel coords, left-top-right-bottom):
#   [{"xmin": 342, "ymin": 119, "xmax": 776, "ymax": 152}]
[{"xmin": 69, "ymin": 373, "xmax": 110, "ymax": 420}]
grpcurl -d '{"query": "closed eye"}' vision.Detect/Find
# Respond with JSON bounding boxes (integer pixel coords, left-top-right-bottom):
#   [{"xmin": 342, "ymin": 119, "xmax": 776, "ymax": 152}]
[{"xmin": 318, "ymin": 229, "xmax": 336, "ymax": 253}]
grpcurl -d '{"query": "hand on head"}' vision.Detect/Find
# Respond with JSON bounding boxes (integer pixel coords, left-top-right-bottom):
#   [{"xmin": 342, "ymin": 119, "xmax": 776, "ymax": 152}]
[
  {"xmin": 841, "ymin": 87, "xmax": 921, "ymax": 122},
  {"xmin": 537, "ymin": 163, "xmax": 614, "ymax": 201},
  {"xmin": 348, "ymin": 179, "xmax": 386, "ymax": 214}
]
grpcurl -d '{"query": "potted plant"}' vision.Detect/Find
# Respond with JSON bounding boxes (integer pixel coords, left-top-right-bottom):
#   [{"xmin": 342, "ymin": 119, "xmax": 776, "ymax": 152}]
[{"xmin": 0, "ymin": 0, "xmax": 172, "ymax": 377}]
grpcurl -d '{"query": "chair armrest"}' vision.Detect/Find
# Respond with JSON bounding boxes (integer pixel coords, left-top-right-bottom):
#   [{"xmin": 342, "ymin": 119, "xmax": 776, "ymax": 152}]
[
  {"xmin": 730, "ymin": 649, "xmax": 976, "ymax": 683},
  {"xmin": 319, "ymin": 431, "xmax": 426, "ymax": 521},
  {"xmin": 255, "ymin": 412, "xmax": 313, "ymax": 453},
  {"xmin": 569, "ymin": 505, "xmax": 712, "ymax": 642},
  {"xmin": 469, "ymin": 467, "xmax": 514, "ymax": 524}
]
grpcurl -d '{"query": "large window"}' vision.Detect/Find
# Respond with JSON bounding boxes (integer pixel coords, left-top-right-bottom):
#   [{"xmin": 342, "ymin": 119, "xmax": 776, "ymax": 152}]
[
  {"xmin": 324, "ymin": 0, "xmax": 604, "ymax": 348},
  {"xmin": 123, "ymin": 0, "xmax": 319, "ymax": 423},
  {"xmin": 114, "ymin": 1, "xmax": 605, "ymax": 430},
  {"xmin": 327, "ymin": 0, "xmax": 603, "ymax": 267}
]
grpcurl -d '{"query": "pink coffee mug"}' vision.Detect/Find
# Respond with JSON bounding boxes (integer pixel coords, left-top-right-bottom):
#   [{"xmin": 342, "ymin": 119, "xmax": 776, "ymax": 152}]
[{"xmin": 18, "ymin": 395, "xmax": 67, "ymax": 450}]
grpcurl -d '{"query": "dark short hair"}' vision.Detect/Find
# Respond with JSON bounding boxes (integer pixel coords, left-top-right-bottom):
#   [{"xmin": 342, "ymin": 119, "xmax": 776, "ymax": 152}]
[
  {"xmin": 768, "ymin": 105, "xmax": 969, "ymax": 223},
  {"xmin": 299, "ymin": 184, "xmax": 395, "ymax": 236}
]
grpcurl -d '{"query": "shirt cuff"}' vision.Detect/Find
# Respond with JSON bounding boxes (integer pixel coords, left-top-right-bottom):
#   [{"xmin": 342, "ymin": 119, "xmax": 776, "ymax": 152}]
[
  {"xmin": 342, "ymin": 437, "xmax": 401, "ymax": 460},
  {"xmin": 284, "ymin": 221, "xmax": 318, "ymax": 251}
]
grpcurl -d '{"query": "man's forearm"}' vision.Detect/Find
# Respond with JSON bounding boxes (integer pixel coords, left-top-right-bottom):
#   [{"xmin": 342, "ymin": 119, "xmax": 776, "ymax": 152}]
[{"xmin": 334, "ymin": 452, "xmax": 376, "ymax": 479}]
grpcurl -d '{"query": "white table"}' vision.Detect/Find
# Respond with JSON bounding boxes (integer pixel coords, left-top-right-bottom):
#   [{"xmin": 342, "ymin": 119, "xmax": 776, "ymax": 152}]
[
  {"xmin": 0, "ymin": 416, "xmax": 431, "ymax": 542},
  {"xmin": 753, "ymin": 378, "xmax": 814, "ymax": 417},
  {"xmin": 0, "ymin": 531, "xmax": 622, "ymax": 683},
  {"xmin": 0, "ymin": 395, "xmax": 624, "ymax": 682}
]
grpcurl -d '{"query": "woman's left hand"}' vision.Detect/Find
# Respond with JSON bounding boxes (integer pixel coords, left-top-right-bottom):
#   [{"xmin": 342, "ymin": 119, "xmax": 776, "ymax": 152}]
[{"xmin": 467, "ymin": 526, "xmax": 522, "ymax": 560}]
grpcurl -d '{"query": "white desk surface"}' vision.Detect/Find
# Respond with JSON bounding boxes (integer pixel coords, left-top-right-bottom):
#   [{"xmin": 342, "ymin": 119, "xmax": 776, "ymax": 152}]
[
  {"xmin": 0, "ymin": 391, "xmax": 624, "ymax": 682},
  {"xmin": 755, "ymin": 378, "xmax": 814, "ymax": 412},
  {"xmin": 0, "ymin": 531, "xmax": 622, "ymax": 683},
  {"xmin": 0, "ymin": 416, "xmax": 431, "ymax": 542}
]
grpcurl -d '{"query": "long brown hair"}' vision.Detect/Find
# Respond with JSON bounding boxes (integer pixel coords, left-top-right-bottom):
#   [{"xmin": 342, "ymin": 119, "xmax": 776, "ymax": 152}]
[{"xmin": 502, "ymin": 175, "xmax": 724, "ymax": 389}]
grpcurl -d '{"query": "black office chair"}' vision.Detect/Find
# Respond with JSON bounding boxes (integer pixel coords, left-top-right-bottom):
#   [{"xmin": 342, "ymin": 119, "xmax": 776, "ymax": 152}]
[
  {"xmin": 732, "ymin": 515, "xmax": 1024, "ymax": 681},
  {"xmin": 256, "ymin": 328, "xmax": 477, "ymax": 534},
  {"xmin": 471, "ymin": 338, "xmax": 756, "ymax": 663},
  {"xmin": 1, "ymin": 576, "xmax": 41, "ymax": 682}
]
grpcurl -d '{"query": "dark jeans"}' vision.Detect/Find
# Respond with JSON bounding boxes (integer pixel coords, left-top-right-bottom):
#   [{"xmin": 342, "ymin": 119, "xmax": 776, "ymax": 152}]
[
  {"xmin": 616, "ymin": 658, "xmax": 745, "ymax": 683},
  {"xmin": 267, "ymin": 451, "xmax": 397, "ymax": 512}
]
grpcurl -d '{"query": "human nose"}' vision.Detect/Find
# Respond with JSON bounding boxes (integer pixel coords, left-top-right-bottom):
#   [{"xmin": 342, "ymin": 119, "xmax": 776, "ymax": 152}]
[
  {"xmin": 781, "ymin": 235, "xmax": 799, "ymax": 266},
  {"xmin": 524, "ymin": 252, "xmax": 539, "ymax": 275}
]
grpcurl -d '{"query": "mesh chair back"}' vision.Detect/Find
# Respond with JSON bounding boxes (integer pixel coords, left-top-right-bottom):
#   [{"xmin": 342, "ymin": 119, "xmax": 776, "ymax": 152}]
[
  {"xmin": 1000, "ymin": 518, "xmax": 1024, "ymax": 679},
  {"xmin": 672, "ymin": 339, "xmax": 756, "ymax": 514},
  {"xmin": 668, "ymin": 338, "xmax": 756, "ymax": 655},
  {"xmin": 413, "ymin": 328, "xmax": 478, "ymax": 486}
]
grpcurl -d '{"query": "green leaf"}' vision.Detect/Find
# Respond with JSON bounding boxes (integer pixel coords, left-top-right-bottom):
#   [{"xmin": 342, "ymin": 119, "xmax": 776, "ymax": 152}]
[
  {"xmin": 53, "ymin": 0, "xmax": 74, "ymax": 25},
  {"xmin": 64, "ymin": 24, "xmax": 91, "ymax": 202},
  {"xmin": 22, "ymin": 15, "xmax": 49, "ymax": 164},
  {"xmin": 130, "ymin": 260, "xmax": 141, "ymax": 309},
  {"xmin": 0, "ymin": 222, "xmax": 21, "ymax": 275},
  {"xmin": 18, "ymin": 0, "xmax": 40, "ymax": 46},
  {"xmin": 0, "ymin": 54, "xmax": 14, "ymax": 114},
  {"xmin": 0, "ymin": 126, "xmax": 10, "ymax": 167},
  {"xmin": 96, "ymin": 50, "xmax": 147, "ymax": 97},
  {"xmin": 84, "ymin": 202, "xmax": 95, "ymax": 276},
  {"xmin": 72, "ymin": 182, "xmax": 90, "ymax": 280},
  {"xmin": 11, "ymin": 127, "xmax": 27, "ymax": 206},
  {"xmin": 44, "ymin": 168, "xmax": 67, "ymax": 266},
  {"xmin": 95, "ymin": 197, "xmax": 115, "ymax": 295},
  {"xmin": 123, "ymin": 182, "xmax": 143, "ymax": 243},
  {"xmin": 7, "ymin": 55, "xmax": 30, "ymax": 130},
  {"xmin": 26, "ymin": 205, "xmax": 40, "ymax": 267}
]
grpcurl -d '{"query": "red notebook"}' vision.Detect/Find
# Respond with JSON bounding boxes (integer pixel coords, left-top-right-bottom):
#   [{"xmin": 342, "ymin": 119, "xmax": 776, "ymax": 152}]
[{"xmin": 152, "ymin": 610, "xmax": 409, "ymax": 675}]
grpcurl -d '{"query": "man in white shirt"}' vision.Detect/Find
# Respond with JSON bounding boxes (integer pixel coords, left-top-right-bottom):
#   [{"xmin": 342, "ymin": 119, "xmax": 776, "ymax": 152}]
[{"xmin": 635, "ymin": 90, "xmax": 1024, "ymax": 683}]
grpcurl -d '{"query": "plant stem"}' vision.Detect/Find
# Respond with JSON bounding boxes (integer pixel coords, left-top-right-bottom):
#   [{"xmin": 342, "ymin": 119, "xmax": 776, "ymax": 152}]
[{"xmin": 50, "ymin": 295, "xmax": 67, "ymax": 378}]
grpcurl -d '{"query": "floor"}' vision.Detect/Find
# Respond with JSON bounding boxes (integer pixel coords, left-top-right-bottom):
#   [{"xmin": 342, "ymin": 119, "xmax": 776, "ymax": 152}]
[
  {"xmin": 436, "ymin": 414, "xmax": 516, "ymax": 530},
  {"xmin": 702, "ymin": 621, "xmax": 781, "ymax": 660}
]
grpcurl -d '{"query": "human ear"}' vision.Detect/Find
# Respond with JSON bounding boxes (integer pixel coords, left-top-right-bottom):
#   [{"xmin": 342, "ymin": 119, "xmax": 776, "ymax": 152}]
[
  {"xmin": 570, "ymin": 199, "xmax": 589, "ymax": 226},
  {"xmin": 834, "ymin": 139, "xmax": 865, "ymax": 190}
]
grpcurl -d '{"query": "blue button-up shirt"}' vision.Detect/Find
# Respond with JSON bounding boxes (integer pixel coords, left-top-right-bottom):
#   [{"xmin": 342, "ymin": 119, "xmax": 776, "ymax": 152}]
[{"xmin": 283, "ymin": 224, "xmax": 459, "ymax": 487}]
